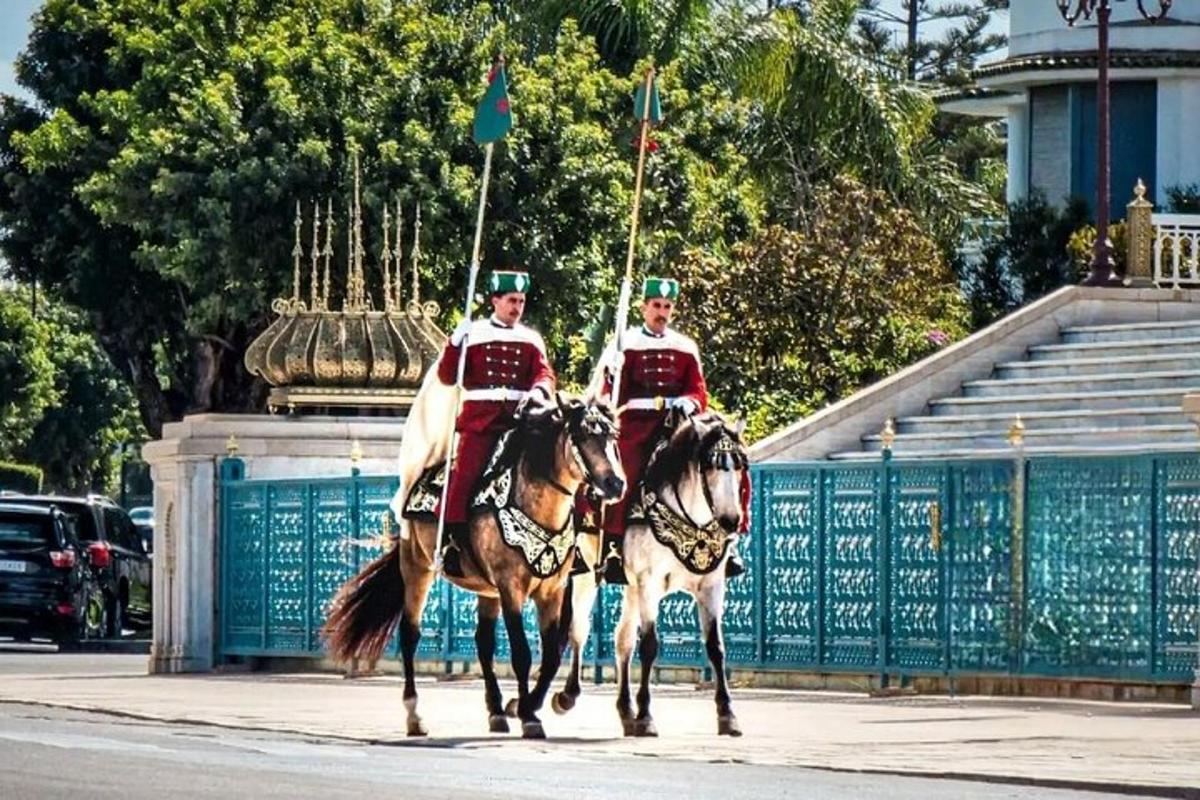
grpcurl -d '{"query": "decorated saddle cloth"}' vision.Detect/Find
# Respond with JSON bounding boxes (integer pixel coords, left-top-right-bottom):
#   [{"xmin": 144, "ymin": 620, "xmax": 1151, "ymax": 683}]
[
  {"xmin": 402, "ymin": 431, "xmax": 574, "ymax": 579},
  {"xmin": 628, "ymin": 490, "xmax": 734, "ymax": 575}
]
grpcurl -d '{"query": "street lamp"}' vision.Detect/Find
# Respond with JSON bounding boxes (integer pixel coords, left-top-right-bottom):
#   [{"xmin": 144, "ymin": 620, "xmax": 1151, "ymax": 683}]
[{"xmin": 1054, "ymin": 0, "xmax": 1173, "ymax": 285}]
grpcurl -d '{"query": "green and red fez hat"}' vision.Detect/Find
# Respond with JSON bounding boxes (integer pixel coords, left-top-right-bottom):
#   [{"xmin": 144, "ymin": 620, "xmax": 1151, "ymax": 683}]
[
  {"xmin": 642, "ymin": 277, "xmax": 679, "ymax": 301},
  {"xmin": 489, "ymin": 270, "xmax": 530, "ymax": 295}
]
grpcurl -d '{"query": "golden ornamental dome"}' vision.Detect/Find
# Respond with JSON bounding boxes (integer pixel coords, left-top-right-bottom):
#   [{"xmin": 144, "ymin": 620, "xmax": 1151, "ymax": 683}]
[{"xmin": 243, "ymin": 158, "xmax": 446, "ymax": 413}]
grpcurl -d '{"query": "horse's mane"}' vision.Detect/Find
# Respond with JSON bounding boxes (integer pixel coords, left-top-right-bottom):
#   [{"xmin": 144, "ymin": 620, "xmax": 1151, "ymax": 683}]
[
  {"xmin": 642, "ymin": 411, "xmax": 731, "ymax": 492},
  {"xmin": 494, "ymin": 406, "xmax": 565, "ymax": 483}
]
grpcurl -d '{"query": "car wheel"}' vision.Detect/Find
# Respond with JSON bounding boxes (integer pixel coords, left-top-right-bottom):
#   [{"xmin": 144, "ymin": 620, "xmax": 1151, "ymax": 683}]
[{"xmin": 105, "ymin": 592, "xmax": 124, "ymax": 639}]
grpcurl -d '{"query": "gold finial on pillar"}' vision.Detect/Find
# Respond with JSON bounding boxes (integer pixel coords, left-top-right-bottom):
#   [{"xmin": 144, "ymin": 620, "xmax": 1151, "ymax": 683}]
[
  {"xmin": 322, "ymin": 198, "xmax": 334, "ymax": 311},
  {"xmin": 226, "ymin": 434, "xmax": 240, "ymax": 456},
  {"xmin": 381, "ymin": 202, "xmax": 393, "ymax": 312},
  {"xmin": 411, "ymin": 202, "xmax": 423, "ymax": 307},
  {"xmin": 880, "ymin": 417, "xmax": 896, "ymax": 451},
  {"xmin": 291, "ymin": 201, "xmax": 303, "ymax": 305},
  {"xmin": 1127, "ymin": 178, "xmax": 1155, "ymax": 286},
  {"xmin": 309, "ymin": 200, "xmax": 321, "ymax": 309},
  {"xmin": 350, "ymin": 439, "xmax": 363, "ymax": 464},
  {"xmin": 1007, "ymin": 414, "xmax": 1026, "ymax": 449},
  {"xmin": 393, "ymin": 198, "xmax": 404, "ymax": 310}
]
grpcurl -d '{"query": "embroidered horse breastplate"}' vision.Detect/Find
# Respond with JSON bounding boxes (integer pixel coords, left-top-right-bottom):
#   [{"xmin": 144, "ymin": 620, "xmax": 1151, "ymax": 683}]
[{"xmin": 631, "ymin": 491, "xmax": 733, "ymax": 575}]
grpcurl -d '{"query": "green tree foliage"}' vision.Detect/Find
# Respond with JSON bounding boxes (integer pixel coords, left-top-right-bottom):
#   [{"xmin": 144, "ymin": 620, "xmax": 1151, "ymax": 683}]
[
  {"xmin": 962, "ymin": 192, "xmax": 1090, "ymax": 327},
  {"xmin": 0, "ymin": 461, "xmax": 44, "ymax": 493},
  {"xmin": 0, "ymin": 288, "xmax": 56, "ymax": 453},
  {"xmin": 0, "ymin": 1, "xmax": 757, "ymax": 431},
  {"xmin": 675, "ymin": 174, "xmax": 969, "ymax": 441},
  {"xmin": 856, "ymin": 0, "xmax": 1008, "ymax": 84},
  {"xmin": 0, "ymin": 287, "xmax": 140, "ymax": 493}
]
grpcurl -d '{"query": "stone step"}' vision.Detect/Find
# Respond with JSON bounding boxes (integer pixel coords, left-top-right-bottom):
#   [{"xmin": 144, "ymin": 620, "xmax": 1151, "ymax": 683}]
[
  {"xmin": 994, "ymin": 353, "xmax": 1200, "ymax": 380},
  {"xmin": 961, "ymin": 370, "xmax": 1200, "ymax": 398},
  {"xmin": 930, "ymin": 387, "xmax": 1191, "ymax": 415},
  {"xmin": 1060, "ymin": 319, "xmax": 1200, "ymax": 344},
  {"xmin": 895, "ymin": 407, "xmax": 1190, "ymax": 435},
  {"xmin": 827, "ymin": 439, "xmax": 1200, "ymax": 462},
  {"xmin": 1027, "ymin": 336, "xmax": 1200, "ymax": 362},
  {"xmin": 860, "ymin": 424, "xmax": 1195, "ymax": 453}
]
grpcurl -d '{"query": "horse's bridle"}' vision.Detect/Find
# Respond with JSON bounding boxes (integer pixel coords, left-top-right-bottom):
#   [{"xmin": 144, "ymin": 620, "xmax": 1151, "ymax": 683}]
[
  {"xmin": 670, "ymin": 426, "xmax": 748, "ymax": 534},
  {"xmin": 546, "ymin": 405, "xmax": 619, "ymax": 498}
]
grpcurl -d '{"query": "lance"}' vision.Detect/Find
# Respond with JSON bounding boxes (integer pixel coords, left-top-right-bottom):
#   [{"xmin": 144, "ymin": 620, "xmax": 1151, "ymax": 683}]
[
  {"xmin": 433, "ymin": 57, "xmax": 512, "ymax": 573},
  {"xmin": 597, "ymin": 66, "xmax": 659, "ymax": 580}
]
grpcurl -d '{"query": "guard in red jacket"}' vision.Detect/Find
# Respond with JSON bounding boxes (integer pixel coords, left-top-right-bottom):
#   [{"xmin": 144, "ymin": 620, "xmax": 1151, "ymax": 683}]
[
  {"xmin": 437, "ymin": 269, "xmax": 555, "ymax": 576},
  {"xmin": 586, "ymin": 277, "xmax": 748, "ymax": 584}
]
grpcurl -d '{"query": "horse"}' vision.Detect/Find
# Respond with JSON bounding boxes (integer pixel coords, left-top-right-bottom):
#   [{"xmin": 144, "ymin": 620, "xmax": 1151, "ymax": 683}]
[
  {"xmin": 552, "ymin": 410, "xmax": 750, "ymax": 737},
  {"xmin": 322, "ymin": 394, "xmax": 625, "ymax": 739}
]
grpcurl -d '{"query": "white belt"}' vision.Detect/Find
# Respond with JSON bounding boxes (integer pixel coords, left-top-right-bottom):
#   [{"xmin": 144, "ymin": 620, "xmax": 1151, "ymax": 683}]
[
  {"xmin": 625, "ymin": 397, "xmax": 676, "ymax": 411},
  {"xmin": 463, "ymin": 387, "xmax": 525, "ymax": 402}
]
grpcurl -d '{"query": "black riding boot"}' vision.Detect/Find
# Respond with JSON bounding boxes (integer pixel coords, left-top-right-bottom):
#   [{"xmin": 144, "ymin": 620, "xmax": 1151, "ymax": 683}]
[
  {"xmin": 600, "ymin": 540, "xmax": 627, "ymax": 585},
  {"xmin": 724, "ymin": 548, "xmax": 746, "ymax": 579}
]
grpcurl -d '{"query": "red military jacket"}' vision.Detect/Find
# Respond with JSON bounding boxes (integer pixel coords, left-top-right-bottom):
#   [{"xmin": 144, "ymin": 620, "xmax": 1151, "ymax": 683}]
[
  {"xmin": 599, "ymin": 325, "xmax": 708, "ymax": 415},
  {"xmin": 437, "ymin": 316, "xmax": 556, "ymax": 433}
]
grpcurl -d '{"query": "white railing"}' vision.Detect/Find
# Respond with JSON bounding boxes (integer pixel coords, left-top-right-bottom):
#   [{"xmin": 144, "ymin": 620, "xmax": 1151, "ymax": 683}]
[{"xmin": 1152, "ymin": 213, "xmax": 1200, "ymax": 287}]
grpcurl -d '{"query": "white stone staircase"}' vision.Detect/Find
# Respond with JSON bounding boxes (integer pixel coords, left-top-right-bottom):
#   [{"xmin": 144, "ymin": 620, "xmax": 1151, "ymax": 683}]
[{"xmin": 830, "ymin": 318, "xmax": 1200, "ymax": 460}]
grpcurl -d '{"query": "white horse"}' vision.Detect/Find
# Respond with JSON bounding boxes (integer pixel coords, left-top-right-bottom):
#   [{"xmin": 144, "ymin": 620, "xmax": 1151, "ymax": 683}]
[{"xmin": 553, "ymin": 411, "xmax": 749, "ymax": 737}]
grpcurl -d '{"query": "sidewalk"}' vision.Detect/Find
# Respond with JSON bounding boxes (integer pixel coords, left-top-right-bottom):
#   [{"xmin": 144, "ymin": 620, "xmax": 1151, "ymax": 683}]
[{"xmin": 1, "ymin": 655, "xmax": 1197, "ymax": 796}]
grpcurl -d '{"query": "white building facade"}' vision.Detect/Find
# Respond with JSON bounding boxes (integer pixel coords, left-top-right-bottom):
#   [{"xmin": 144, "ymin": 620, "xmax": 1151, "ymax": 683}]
[{"xmin": 942, "ymin": 0, "xmax": 1200, "ymax": 212}]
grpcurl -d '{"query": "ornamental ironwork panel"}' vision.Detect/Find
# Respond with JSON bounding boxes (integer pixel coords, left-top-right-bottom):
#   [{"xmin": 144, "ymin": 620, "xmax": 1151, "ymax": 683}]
[
  {"xmin": 886, "ymin": 465, "xmax": 947, "ymax": 672},
  {"xmin": 761, "ymin": 467, "xmax": 820, "ymax": 667},
  {"xmin": 1154, "ymin": 455, "xmax": 1200, "ymax": 679},
  {"xmin": 222, "ymin": 483, "xmax": 267, "ymax": 651},
  {"xmin": 822, "ymin": 467, "xmax": 880, "ymax": 667},
  {"xmin": 266, "ymin": 483, "xmax": 308, "ymax": 652},
  {"xmin": 1024, "ymin": 458, "xmax": 1155, "ymax": 678},
  {"xmin": 948, "ymin": 462, "xmax": 1014, "ymax": 673},
  {"xmin": 309, "ymin": 481, "xmax": 355, "ymax": 652}
]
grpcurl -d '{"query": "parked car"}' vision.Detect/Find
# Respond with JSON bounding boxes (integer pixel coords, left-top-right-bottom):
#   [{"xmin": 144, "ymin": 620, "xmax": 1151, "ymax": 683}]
[
  {"xmin": 0, "ymin": 502, "xmax": 105, "ymax": 645},
  {"xmin": 5, "ymin": 494, "xmax": 151, "ymax": 637}
]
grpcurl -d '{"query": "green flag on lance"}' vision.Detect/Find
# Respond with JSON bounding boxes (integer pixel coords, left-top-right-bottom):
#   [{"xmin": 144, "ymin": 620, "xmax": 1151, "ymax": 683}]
[
  {"xmin": 473, "ymin": 60, "xmax": 512, "ymax": 145},
  {"xmin": 632, "ymin": 72, "xmax": 663, "ymax": 125}
]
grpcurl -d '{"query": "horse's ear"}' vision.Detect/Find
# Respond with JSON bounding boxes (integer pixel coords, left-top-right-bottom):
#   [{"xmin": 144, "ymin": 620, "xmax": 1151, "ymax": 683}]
[
  {"xmin": 555, "ymin": 390, "xmax": 566, "ymax": 409},
  {"xmin": 734, "ymin": 416, "xmax": 747, "ymax": 438}
]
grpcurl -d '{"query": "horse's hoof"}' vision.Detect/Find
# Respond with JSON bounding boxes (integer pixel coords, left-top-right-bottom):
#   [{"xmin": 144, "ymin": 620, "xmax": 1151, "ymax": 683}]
[
  {"xmin": 521, "ymin": 721, "xmax": 546, "ymax": 740},
  {"xmin": 621, "ymin": 717, "xmax": 639, "ymax": 737},
  {"xmin": 488, "ymin": 714, "xmax": 510, "ymax": 734},
  {"xmin": 504, "ymin": 698, "xmax": 519, "ymax": 718},
  {"xmin": 633, "ymin": 718, "xmax": 658, "ymax": 737},
  {"xmin": 718, "ymin": 715, "xmax": 743, "ymax": 737},
  {"xmin": 407, "ymin": 720, "xmax": 428, "ymax": 737},
  {"xmin": 551, "ymin": 691, "xmax": 575, "ymax": 715}
]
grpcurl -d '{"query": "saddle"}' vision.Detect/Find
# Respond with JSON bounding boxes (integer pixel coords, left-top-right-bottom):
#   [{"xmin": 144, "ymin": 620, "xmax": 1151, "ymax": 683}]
[{"xmin": 402, "ymin": 430, "xmax": 575, "ymax": 579}]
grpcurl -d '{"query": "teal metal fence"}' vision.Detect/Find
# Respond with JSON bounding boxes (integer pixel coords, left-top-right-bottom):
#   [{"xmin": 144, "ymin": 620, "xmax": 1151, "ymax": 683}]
[{"xmin": 217, "ymin": 452, "xmax": 1200, "ymax": 683}]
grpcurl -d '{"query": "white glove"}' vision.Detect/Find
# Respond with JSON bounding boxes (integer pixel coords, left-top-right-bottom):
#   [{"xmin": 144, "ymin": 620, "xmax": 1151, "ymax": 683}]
[
  {"xmin": 517, "ymin": 385, "xmax": 551, "ymax": 414},
  {"xmin": 670, "ymin": 397, "xmax": 698, "ymax": 416},
  {"xmin": 450, "ymin": 319, "xmax": 472, "ymax": 347}
]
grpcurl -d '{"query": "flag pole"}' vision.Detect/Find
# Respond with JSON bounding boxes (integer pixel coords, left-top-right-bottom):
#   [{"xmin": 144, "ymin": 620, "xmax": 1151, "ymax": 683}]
[
  {"xmin": 611, "ymin": 66, "xmax": 657, "ymax": 379},
  {"xmin": 598, "ymin": 66, "xmax": 656, "ymax": 581},
  {"xmin": 434, "ymin": 58, "xmax": 506, "ymax": 573}
]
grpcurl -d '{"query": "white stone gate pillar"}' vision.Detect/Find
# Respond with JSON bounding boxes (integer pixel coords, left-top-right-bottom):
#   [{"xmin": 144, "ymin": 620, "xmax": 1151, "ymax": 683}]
[{"xmin": 141, "ymin": 413, "xmax": 405, "ymax": 674}]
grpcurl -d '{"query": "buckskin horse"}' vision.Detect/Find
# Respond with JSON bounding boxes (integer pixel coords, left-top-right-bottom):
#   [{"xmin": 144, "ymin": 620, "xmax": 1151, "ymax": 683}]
[
  {"xmin": 322, "ymin": 394, "xmax": 625, "ymax": 739},
  {"xmin": 553, "ymin": 410, "xmax": 749, "ymax": 737}
]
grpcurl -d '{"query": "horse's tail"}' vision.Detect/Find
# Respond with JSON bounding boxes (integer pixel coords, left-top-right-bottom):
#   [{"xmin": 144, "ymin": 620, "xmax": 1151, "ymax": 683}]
[{"xmin": 322, "ymin": 545, "xmax": 404, "ymax": 666}]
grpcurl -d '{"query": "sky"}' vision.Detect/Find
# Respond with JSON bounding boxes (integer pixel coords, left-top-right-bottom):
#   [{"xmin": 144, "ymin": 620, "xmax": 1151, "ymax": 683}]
[{"xmin": 0, "ymin": 0, "xmax": 41, "ymax": 100}]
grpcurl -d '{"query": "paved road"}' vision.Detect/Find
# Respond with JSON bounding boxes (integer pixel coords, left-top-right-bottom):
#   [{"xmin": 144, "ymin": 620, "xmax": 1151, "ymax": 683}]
[{"xmin": 0, "ymin": 703, "xmax": 1170, "ymax": 800}]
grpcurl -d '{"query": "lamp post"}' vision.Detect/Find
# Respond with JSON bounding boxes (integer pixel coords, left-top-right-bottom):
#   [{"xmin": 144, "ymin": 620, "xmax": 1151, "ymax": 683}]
[{"xmin": 1054, "ymin": 0, "xmax": 1172, "ymax": 285}]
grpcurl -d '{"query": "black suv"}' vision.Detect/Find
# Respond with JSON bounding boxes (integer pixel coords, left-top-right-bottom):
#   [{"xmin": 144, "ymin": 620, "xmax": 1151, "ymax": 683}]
[
  {"xmin": 0, "ymin": 502, "xmax": 105, "ymax": 644},
  {"xmin": 5, "ymin": 495, "xmax": 152, "ymax": 637}
]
